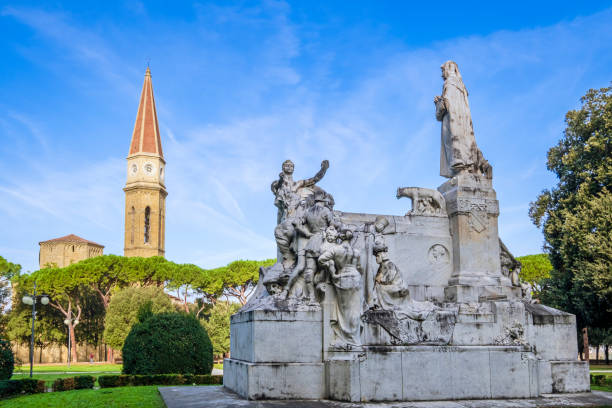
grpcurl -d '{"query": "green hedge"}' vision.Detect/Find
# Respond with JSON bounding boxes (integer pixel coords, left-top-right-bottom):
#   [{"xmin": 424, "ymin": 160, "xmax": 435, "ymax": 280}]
[
  {"xmin": 98, "ymin": 374, "xmax": 222, "ymax": 388},
  {"xmin": 52, "ymin": 375, "xmax": 96, "ymax": 392},
  {"xmin": 591, "ymin": 374, "xmax": 612, "ymax": 387},
  {"xmin": 0, "ymin": 378, "xmax": 46, "ymax": 398}
]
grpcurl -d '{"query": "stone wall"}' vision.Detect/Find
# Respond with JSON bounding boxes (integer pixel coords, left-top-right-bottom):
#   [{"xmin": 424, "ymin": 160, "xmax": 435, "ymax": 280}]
[{"xmin": 12, "ymin": 342, "xmax": 108, "ymax": 364}]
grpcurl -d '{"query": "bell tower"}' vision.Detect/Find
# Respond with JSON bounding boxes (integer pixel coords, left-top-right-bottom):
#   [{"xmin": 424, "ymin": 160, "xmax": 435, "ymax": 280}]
[{"xmin": 124, "ymin": 67, "xmax": 167, "ymax": 258}]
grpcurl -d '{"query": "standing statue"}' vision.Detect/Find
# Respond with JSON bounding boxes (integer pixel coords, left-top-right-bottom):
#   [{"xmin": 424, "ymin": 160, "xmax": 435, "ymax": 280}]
[
  {"xmin": 271, "ymin": 159, "xmax": 330, "ymax": 268},
  {"xmin": 318, "ymin": 226, "xmax": 363, "ymax": 348},
  {"xmin": 285, "ymin": 190, "xmax": 336, "ymax": 302},
  {"xmin": 434, "ymin": 61, "xmax": 491, "ymax": 178},
  {"xmin": 271, "ymin": 159, "xmax": 329, "ymax": 221}
]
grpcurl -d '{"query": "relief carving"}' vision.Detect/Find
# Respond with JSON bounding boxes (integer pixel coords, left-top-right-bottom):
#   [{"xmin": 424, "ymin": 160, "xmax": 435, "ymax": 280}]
[
  {"xmin": 428, "ymin": 244, "xmax": 450, "ymax": 265},
  {"xmin": 468, "ymin": 203, "xmax": 488, "ymax": 233}
]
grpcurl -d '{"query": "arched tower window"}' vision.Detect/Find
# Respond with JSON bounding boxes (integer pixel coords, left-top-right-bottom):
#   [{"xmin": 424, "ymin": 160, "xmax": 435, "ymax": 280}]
[
  {"xmin": 130, "ymin": 206, "xmax": 135, "ymax": 245},
  {"xmin": 144, "ymin": 206, "xmax": 151, "ymax": 244}
]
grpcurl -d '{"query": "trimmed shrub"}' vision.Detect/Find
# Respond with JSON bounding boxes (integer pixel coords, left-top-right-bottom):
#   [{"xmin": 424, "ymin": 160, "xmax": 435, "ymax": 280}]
[
  {"xmin": 0, "ymin": 378, "xmax": 45, "ymax": 397},
  {"xmin": 97, "ymin": 374, "xmax": 222, "ymax": 388},
  {"xmin": 151, "ymin": 374, "xmax": 183, "ymax": 385},
  {"xmin": 130, "ymin": 374, "xmax": 155, "ymax": 386},
  {"xmin": 122, "ymin": 312, "xmax": 213, "ymax": 375},
  {"xmin": 75, "ymin": 375, "xmax": 95, "ymax": 390},
  {"xmin": 591, "ymin": 374, "xmax": 612, "ymax": 387},
  {"xmin": 52, "ymin": 377, "xmax": 75, "ymax": 392},
  {"xmin": 0, "ymin": 338, "xmax": 14, "ymax": 381},
  {"xmin": 98, "ymin": 374, "xmax": 131, "ymax": 388}
]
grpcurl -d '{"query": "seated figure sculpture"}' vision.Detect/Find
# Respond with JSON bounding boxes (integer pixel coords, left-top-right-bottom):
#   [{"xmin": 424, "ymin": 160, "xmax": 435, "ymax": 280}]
[{"xmin": 372, "ymin": 243, "xmax": 409, "ymax": 310}]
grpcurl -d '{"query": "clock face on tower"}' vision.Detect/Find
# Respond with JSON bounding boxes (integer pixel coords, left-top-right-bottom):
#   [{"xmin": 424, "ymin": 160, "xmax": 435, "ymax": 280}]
[
  {"xmin": 144, "ymin": 162, "xmax": 154, "ymax": 175},
  {"xmin": 130, "ymin": 164, "xmax": 138, "ymax": 175}
]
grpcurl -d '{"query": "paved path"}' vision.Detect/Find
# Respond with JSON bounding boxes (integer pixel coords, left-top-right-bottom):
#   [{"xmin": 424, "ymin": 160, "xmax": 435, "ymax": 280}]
[
  {"xmin": 159, "ymin": 386, "xmax": 612, "ymax": 408},
  {"xmin": 590, "ymin": 370, "xmax": 612, "ymax": 373}
]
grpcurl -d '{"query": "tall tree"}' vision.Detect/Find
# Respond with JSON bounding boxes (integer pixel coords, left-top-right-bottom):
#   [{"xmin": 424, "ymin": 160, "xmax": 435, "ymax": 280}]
[
  {"xmin": 185, "ymin": 264, "xmax": 224, "ymax": 317},
  {"xmin": 516, "ymin": 254, "xmax": 552, "ymax": 300},
  {"xmin": 5, "ymin": 287, "xmax": 66, "ymax": 363},
  {"xmin": 103, "ymin": 286, "xmax": 175, "ymax": 352},
  {"xmin": 221, "ymin": 259, "xmax": 275, "ymax": 305},
  {"xmin": 201, "ymin": 301, "xmax": 240, "ymax": 359},
  {"xmin": 0, "ymin": 256, "xmax": 21, "ymax": 331},
  {"xmin": 20, "ymin": 267, "xmax": 86, "ymax": 363},
  {"xmin": 529, "ymin": 85, "xmax": 611, "ymax": 333}
]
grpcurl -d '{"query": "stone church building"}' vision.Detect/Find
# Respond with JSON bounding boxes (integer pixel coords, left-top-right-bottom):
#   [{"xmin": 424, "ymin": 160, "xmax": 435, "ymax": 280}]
[
  {"xmin": 38, "ymin": 234, "xmax": 104, "ymax": 269},
  {"xmin": 18, "ymin": 68, "xmax": 167, "ymax": 364}
]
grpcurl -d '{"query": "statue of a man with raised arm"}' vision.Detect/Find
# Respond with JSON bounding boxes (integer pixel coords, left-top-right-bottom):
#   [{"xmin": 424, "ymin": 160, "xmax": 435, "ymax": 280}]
[
  {"xmin": 434, "ymin": 61, "xmax": 491, "ymax": 179},
  {"xmin": 271, "ymin": 159, "xmax": 330, "ymax": 268},
  {"xmin": 271, "ymin": 159, "xmax": 330, "ymax": 223}
]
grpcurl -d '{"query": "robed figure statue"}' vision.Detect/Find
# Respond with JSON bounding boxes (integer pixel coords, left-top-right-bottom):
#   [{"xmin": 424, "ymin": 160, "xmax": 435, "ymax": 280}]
[{"xmin": 434, "ymin": 61, "xmax": 491, "ymax": 179}]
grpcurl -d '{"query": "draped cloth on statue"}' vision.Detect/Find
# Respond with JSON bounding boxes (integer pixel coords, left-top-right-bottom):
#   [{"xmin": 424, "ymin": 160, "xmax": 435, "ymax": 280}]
[
  {"xmin": 332, "ymin": 265, "xmax": 362, "ymax": 346},
  {"xmin": 319, "ymin": 241, "xmax": 362, "ymax": 347},
  {"xmin": 373, "ymin": 260, "xmax": 408, "ymax": 311},
  {"xmin": 437, "ymin": 76, "xmax": 477, "ymax": 178}
]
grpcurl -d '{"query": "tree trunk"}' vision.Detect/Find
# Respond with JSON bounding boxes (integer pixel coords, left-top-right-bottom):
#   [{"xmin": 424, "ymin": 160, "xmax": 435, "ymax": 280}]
[
  {"xmin": 582, "ymin": 327, "xmax": 589, "ymax": 363},
  {"xmin": 69, "ymin": 324, "xmax": 78, "ymax": 363},
  {"xmin": 605, "ymin": 344, "xmax": 609, "ymax": 365},
  {"xmin": 596, "ymin": 345, "xmax": 600, "ymax": 362}
]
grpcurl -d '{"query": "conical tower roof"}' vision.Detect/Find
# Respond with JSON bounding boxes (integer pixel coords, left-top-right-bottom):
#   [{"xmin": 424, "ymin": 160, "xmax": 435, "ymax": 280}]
[{"xmin": 128, "ymin": 67, "xmax": 163, "ymax": 158}]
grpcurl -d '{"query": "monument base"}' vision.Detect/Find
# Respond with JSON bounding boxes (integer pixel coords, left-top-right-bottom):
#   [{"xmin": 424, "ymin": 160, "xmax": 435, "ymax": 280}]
[
  {"xmin": 223, "ymin": 305, "xmax": 590, "ymax": 402},
  {"xmin": 225, "ymin": 346, "xmax": 589, "ymax": 402}
]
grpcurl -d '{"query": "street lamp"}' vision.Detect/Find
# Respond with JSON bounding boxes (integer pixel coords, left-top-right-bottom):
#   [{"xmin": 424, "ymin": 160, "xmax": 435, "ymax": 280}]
[
  {"xmin": 21, "ymin": 282, "xmax": 49, "ymax": 378},
  {"xmin": 63, "ymin": 317, "xmax": 79, "ymax": 368}
]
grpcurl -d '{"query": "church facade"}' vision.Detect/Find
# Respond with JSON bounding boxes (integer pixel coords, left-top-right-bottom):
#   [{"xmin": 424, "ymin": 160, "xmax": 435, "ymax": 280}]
[
  {"xmin": 123, "ymin": 67, "xmax": 167, "ymax": 258},
  {"xmin": 38, "ymin": 234, "xmax": 104, "ymax": 269}
]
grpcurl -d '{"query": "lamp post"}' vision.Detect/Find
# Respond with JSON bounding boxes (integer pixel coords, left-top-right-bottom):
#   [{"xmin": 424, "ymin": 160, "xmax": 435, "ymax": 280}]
[
  {"xmin": 64, "ymin": 317, "xmax": 79, "ymax": 367},
  {"xmin": 21, "ymin": 282, "xmax": 49, "ymax": 378}
]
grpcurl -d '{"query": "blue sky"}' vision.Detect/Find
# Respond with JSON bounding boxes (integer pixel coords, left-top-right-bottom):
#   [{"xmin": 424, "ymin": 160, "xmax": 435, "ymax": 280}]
[{"xmin": 1, "ymin": 1, "xmax": 611, "ymax": 273}]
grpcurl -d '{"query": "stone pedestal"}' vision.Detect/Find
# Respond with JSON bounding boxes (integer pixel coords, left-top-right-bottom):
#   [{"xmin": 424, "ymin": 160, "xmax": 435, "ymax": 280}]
[
  {"xmin": 438, "ymin": 174, "xmax": 514, "ymax": 302},
  {"xmin": 223, "ymin": 309, "xmax": 326, "ymax": 400}
]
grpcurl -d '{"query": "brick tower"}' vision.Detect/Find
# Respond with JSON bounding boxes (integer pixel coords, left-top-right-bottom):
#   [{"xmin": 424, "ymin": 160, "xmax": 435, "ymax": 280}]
[{"xmin": 124, "ymin": 67, "xmax": 166, "ymax": 257}]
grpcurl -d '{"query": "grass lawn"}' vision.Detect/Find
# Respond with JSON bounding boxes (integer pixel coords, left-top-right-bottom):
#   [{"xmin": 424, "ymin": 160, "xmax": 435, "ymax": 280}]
[
  {"xmin": 0, "ymin": 386, "xmax": 165, "ymax": 408},
  {"xmin": 10, "ymin": 373, "xmax": 97, "ymax": 387},
  {"xmin": 13, "ymin": 364, "xmax": 122, "ymax": 373},
  {"xmin": 11, "ymin": 364, "xmax": 122, "ymax": 387},
  {"xmin": 591, "ymin": 384, "xmax": 612, "ymax": 393}
]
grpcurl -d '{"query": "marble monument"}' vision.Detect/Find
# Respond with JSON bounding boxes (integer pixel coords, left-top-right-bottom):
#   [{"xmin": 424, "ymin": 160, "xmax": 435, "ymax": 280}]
[{"xmin": 223, "ymin": 61, "xmax": 590, "ymax": 402}]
